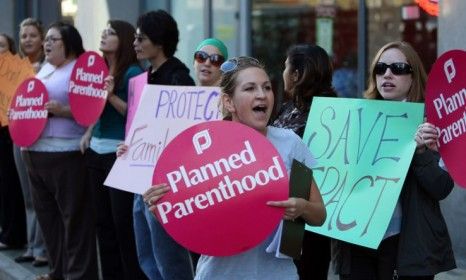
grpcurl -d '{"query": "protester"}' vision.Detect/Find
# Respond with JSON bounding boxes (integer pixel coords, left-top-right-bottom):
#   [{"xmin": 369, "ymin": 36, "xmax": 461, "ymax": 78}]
[
  {"xmin": 272, "ymin": 43, "xmax": 336, "ymax": 280},
  {"xmin": 193, "ymin": 38, "xmax": 227, "ymax": 87},
  {"xmin": 13, "ymin": 18, "xmax": 48, "ymax": 267},
  {"xmin": 22, "ymin": 22, "xmax": 98, "ymax": 280},
  {"xmin": 0, "ymin": 33, "xmax": 27, "ymax": 252},
  {"xmin": 140, "ymin": 56, "xmax": 326, "ymax": 279},
  {"xmin": 332, "ymin": 41, "xmax": 456, "ymax": 280},
  {"xmin": 131, "ymin": 10, "xmax": 195, "ymax": 280},
  {"xmin": 0, "ymin": 33, "xmax": 16, "ymax": 54},
  {"xmin": 79, "ymin": 20, "xmax": 145, "ymax": 280}
]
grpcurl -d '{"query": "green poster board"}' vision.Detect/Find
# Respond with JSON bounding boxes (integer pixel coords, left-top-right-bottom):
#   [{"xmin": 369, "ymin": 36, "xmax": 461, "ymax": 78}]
[{"xmin": 303, "ymin": 97, "xmax": 424, "ymax": 249}]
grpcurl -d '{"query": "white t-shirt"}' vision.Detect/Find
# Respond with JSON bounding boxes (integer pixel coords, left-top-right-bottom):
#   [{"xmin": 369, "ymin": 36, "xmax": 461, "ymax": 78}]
[{"xmin": 195, "ymin": 126, "xmax": 317, "ymax": 280}]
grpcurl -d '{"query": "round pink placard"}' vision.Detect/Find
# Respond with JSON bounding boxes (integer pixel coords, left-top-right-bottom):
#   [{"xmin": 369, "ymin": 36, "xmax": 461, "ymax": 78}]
[
  {"xmin": 69, "ymin": 51, "xmax": 109, "ymax": 126},
  {"xmin": 152, "ymin": 121, "xmax": 289, "ymax": 256},
  {"xmin": 425, "ymin": 49, "xmax": 466, "ymax": 187},
  {"xmin": 8, "ymin": 78, "xmax": 49, "ymax": 147}
]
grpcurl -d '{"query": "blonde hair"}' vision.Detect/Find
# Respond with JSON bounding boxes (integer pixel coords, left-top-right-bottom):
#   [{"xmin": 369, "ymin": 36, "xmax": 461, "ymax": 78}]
[
  {"xmin": 364, "ymin": 41, "xmax": 426, "ymax": 102},
  {"xmin": 219, "ymin": 57, "xmax": 266, "ymax": 120}
]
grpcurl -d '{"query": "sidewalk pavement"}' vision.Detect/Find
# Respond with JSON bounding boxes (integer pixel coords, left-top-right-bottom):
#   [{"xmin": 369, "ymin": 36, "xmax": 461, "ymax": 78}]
[
  {"xmin": 0, "ymin": 248, "xmax": 48, "ymax": 280},
  {"xmin": 0, "ymin": 245, "xmax": 463, "ymax": 280}
]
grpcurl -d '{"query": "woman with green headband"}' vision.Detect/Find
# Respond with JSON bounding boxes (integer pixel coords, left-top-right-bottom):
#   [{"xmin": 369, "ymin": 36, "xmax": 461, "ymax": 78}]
[{"xmin": 193, "ymin": 38, "xmax": 228, "ymax": 86}]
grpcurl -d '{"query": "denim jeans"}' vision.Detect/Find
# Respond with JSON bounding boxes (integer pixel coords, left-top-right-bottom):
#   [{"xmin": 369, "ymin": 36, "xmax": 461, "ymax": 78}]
[{"xmin": 133, "ymin": 195, "xmax": 194, "ymax": 280}]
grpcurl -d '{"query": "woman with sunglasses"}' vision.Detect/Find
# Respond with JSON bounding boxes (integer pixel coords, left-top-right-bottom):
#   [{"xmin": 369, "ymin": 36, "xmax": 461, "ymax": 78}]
[
  {"xmin": 141, "ymin": 56, "xmax": 326, "ymax": 279},
  {"xmin": 131, "ymin": 10, "xmax": 195, "ymax": 280},
  {"xmin": 333, "ymin": 41, "xmax": 456, "ymax": 280},
  {"xmin": 273, "ymin": 43, "xmax": 336, "ymax": 280},
  {"xmin": 193, "ymin": 38, "xmax": 228, "ymax": 87},
  {"xmin": 79, "ymin": 20, "xmax": 145, "ymax": 280}
]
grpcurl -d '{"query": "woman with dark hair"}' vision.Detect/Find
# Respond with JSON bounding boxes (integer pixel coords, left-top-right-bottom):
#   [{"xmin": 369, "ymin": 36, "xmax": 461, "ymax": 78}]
[
  {"xmin": 131, "ymin": 9, "xmax": 195, "ymax": 280},
  {"xmin": 13, "ymin": 17, "xmax": 48, "ymax": 267},
  {"xmin": 22, "ymin": 22, "xmax": 98, "ymax": 280},
  {"xmin": 273, "ymin": 44, "xmax": 336, "ymax": 279},
  {"xmin": 80, "ymin": 19, "xmax": 145, "ymax": 280},
  {"xmin": 333, "ymin": 41, "xmax": 455, "ymax": 280},
  {"xmin": 0, "ymin": 33, "xmax": 27, "ymax": 253},
  {"xmin": 0, "ymin": 33, "xmax": 16, "ymax": 54}
]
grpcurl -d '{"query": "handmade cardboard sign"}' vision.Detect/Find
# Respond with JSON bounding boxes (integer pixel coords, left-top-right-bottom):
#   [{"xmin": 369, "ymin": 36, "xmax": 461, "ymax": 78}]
[
  {"xmin": 8, "ymin": 78, "xmax": 49, "ymax": 146},
  {"xmin": 126, "ymin": 71, "xmax": 147, "ymax": 135},
  {"xmin": 0, "ymin": 52, "xmax": 35, "ymax": 126},
  {"xmin": 68, "ymin": 51, "xmax": 109, "ymax": 126},
  {"xmin": 303, "ymin": 97, "xmax": 423, "ymax": 249},
  {"xmin": 104, "ymin": 85, "xmax": 222, "ymax": 194},
  {"xmin": 425, "ymin": 49, "xmax": 466, "ymax": 188},
  {"xmin": 152, "ymin": 121, "xmax": 288, "ymax": 256}
]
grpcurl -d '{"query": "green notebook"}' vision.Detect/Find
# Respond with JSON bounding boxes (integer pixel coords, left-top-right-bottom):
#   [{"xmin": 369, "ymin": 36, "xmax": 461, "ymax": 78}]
[{"xmin": 279, "ymin": 159, "xmax": 313, "ymax": 259}]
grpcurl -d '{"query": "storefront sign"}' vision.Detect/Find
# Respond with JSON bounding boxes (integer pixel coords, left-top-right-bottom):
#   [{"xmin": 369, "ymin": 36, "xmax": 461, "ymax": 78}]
[
  {"xmin": 415, "ymin": 0, "xmax": 438, "ymax": 16},
  {"xmin": 303, "ymin": 97, "xmax": 423, "ymax": 249},
  {"xmin": 69, "ymin": 51, "xmax": 109, "ymax": 126},
  {"xmin": 8, "ymin": 78, "xmax": 49, "ymax": 146},
  {"xmin": 152, "ymin": 121, "xmax": 288, "ymax": 256},
  {"xmin": 426, "ymin": 49, "xmax": 466, "ymax": 188},
  {"xmin": 104, "ymin": 85, "xmax": 222, "ymax": 194}
]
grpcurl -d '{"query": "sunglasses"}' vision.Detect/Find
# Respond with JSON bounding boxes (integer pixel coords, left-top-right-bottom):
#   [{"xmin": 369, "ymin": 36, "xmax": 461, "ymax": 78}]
[
  {"xmin": 374, "ymin": 62, "xmax": 413, "ymax": 75},
  {"xmin": 220, "ymin": 56, "xmax": 261, "ymax": 73},
  {"xmin": 194, "ymin": 51, "xmax": 225, "ymax": 67},
  {"xmin": 134, "ymin": 33, "xmax": 148, "ymax": 43}
]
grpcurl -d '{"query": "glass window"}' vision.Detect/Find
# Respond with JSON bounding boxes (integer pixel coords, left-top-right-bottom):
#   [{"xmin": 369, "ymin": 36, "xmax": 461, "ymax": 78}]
[
  {"xmin": 367, "ymin": 1, "xmax": 437, "ymax": 73},
  {"xmin": 252, "ymin": 0, "xmax": 359, "ymax": 98},
  {"xmin": 213, "ymin": 0, "xmax": 239, "ymax": 58},
  {"xmin": 172, "ymin": 0, "xmax": 204, "ymax": 81}
]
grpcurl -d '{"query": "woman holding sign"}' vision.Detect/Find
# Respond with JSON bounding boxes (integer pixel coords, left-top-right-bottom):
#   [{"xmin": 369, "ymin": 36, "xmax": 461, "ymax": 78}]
[
  {"xmin": 141, "ymin": 56, "xmax": 326, "ymax": 279},
  {"xmin": 79, "ymin": 20, "xmax": 145, "ymax": 280},
  {"xmin": 273, "ymin": 44, "xmax": 336, "ymax": 279},
  {"xmin": 333, "ymin": 41, "xmax": 456, "ymax": 280},
  {"xmin": 22, "ymin": 22, "xmax": 98, "ymax": 280},
  {"xmin": 13, "ymin": 17, "xmax": 49, "ymax": 267}
]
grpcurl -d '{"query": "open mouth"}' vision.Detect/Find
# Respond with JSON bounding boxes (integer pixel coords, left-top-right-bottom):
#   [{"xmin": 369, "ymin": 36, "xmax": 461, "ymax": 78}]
[
  {"xmin": 253, "ymin": 105, "xmax": 267, "ymax": 113},
  {"xmin": 382, "ymin": 82, "xmax": 395, "ymax": 89}
]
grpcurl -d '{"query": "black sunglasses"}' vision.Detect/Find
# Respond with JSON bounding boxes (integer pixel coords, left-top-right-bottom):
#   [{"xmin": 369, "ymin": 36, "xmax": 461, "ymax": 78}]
[
  {"xmin": 194, "ymin": 51, "xmax": 225, "ymax": 67},
  {"xmin": 374, "ymin": 62, "xmax": 413, "ymax": 76}
]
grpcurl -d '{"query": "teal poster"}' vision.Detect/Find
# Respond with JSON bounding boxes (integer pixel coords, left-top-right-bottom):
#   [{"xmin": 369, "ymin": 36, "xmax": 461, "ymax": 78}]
[{"xmin": 303, "ymin": 97, "xmax": 424, "ymax": 249}]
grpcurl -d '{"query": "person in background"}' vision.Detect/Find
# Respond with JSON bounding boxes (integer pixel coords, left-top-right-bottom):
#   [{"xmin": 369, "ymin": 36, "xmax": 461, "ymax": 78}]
[
  {"xmin": 332, "ymin": 41, "xmax": 456, "ymax": 280},
  {"xmin": 332, "ymin": 52, "xmax": 358, "ymax": 98},
  {"xmin": 22, "ymin": 22, "xmax": 98, "ymax": 280},
  {"xmin": 0, "ymin": 32, "xmax": 27, "ymax": 253},
  {"xmin": 131, "ymin": 10, "xmax": 195, "ymax": 280},
  {"xmin": 79, "ymin": 19, "xmax": 145, "ymax": 280},
  {"xmin": 193, "ymin": 38, "xmax": 227, "ymax": 87},
  {"xmin": 141, "ymin": 56, "xmax": 326, "ymax": 279},
  {"xmin": 13, "ymin": 18, "xmax": 49, "ymax": 268},
  {"xmin": 0, "ymin": 33, "xmax": 16, "ymax": 54},
  {"xmin": 273, "ymin": 44, "xmax": 336, "ymax": 280}
]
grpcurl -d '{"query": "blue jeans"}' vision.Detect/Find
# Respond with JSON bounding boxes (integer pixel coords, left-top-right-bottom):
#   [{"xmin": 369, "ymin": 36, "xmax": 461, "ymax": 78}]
[{"xmin": 133, "ymin": 195, "xmax": 194, "ymax": 280}]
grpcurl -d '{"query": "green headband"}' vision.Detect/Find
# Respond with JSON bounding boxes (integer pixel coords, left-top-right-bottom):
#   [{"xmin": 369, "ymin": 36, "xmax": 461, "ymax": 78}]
[{"xmin": 196, "ymin": 38, "xmax": 228, "ymax": 60}]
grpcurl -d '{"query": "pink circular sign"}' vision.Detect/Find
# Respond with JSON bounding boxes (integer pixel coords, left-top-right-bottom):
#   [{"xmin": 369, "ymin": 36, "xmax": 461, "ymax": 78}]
[
  {"xmin": 8, "ymin": 78, "xmax": 49, "ymax": 147},
  {"xmin": 426, "ymin": 49, "xmax": 466, "ymax": 188},
  {"xmin": 69, "ymin": 51, "xmax": 109, "ymax": 126},
  {"xmin": 152, "ymin": 121, "xmax": 289, "ymax": 256}
]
